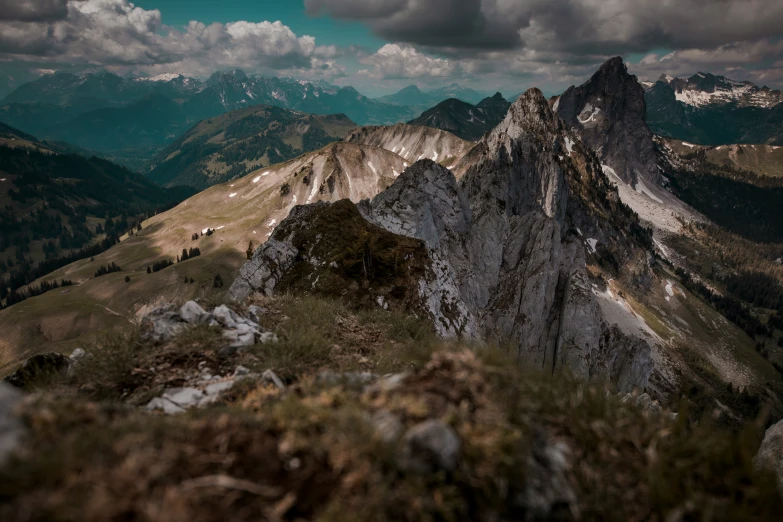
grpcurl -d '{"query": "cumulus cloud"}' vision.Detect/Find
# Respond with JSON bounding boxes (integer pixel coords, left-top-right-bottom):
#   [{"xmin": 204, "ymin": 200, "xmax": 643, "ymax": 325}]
[
  {"xmin": 0, "ymin": 0, "xmax": 333, "ymax": 76},
  {"xmin": 0, "ymin": 0, "xmax": 69, "ymax": 22},
  {"xmin": 305, "ymin": 0, "xmax": 783, "ymax": 90},
  {"xmin": 306, "ymin": 0, "xmax": 783, "ymax": 54},
  {"xmin": 359, "ymin": 44, "xmax": 458, "ymax": 79}
]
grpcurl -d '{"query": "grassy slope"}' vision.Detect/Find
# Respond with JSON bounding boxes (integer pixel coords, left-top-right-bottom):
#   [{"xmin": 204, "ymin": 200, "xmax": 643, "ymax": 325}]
[
  {"xmin": 0, "ymin": 141, "xmax": 411, "ymax": 368},
  {"xmin": 1, "ymin": 295, "xmax": 781, "ymax": 521},
  {"xmin": 661, "ymin": 137, "xmax": 783, "ymax": 178},
  {"xmin": 146, "ymin": 105, "xmax": 358, "ymax": 189}
]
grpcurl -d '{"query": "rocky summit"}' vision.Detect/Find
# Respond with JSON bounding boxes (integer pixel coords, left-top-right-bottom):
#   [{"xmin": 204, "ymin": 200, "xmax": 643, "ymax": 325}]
[
  {"xmin": 231, "ymin": 88, "xmax": 654, "ymax": 391},
  {"xmin": 555, "ymin": 57, "xmax": 660, "ymax": 186}
]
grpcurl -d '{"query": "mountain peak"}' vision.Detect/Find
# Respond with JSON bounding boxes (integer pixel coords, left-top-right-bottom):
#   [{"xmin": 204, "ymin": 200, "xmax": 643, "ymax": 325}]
[
  {"xmin": 399, "ymin": 85, "xmax": 423, "ymax": 94},
  {"xmin": 599, "ymin": 56, "xmax": 626, "ymax": 71},
  {"xmin": 555, "ymin": 57, "xmax": 658, "ymax": 185},
  {"xmin": 483, "ymin": 87, "xmax": 560, "ymax": 147},
  {"xmin": 509, "ymin": 88, "xmax": 556, "ymax": 127}
]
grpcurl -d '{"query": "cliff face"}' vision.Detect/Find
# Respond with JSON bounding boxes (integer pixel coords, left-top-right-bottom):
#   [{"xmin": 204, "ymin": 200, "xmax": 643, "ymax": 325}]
[
  {"xmin": 555, "ymin": 57, "xmax": 660, "ymax": 186},
  {"xmin": 230, "ymin": 88, "xmax": 654, "ymax": 391}
]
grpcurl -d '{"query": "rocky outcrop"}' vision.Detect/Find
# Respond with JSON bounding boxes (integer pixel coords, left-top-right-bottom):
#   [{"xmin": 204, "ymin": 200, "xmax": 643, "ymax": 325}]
[
  {"xmin": 555, "ymin": 57, "xmax": 659, "ymax": 186},
  {"xmin": 140, "ymin": 301, "xmax": 278, "ymax": 352},
  {"xmin": 755, "ymin": 419, "xmax": 783, "ymax": 488},
  {"xmin": 231, "ymin": 88, "xmax": 654, "ymax": 391},
  {"xmin": 146, "ymin": 365, "xmax": 285, "ymax": 414},
  {"xmin": 229, "ymin": 199, "xmax": 476, "ymax": 338},
  {"xmin": 4, "ymin": 353, "xmax": 71, "ymax": 390}
]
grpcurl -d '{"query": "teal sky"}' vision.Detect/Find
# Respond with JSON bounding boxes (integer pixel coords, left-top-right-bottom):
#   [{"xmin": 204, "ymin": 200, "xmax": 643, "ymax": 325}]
[{"xmin": 133, "ymin": 0, "xmax": 385, "ymax": 49}]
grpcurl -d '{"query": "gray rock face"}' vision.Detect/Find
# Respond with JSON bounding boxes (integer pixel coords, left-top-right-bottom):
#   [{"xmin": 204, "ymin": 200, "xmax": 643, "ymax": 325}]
[
  {"xmin": 555, "ymin": 56, "xmax": 659, "ymax": 186},
  {"xmin": 228, "ymin": 239, "xmax": 298, "ymax": 302},
  {"xmin": 755, "ymin": 419, "xmax": 783, "ymax": 488},
  {"xmin": 230, "ymin": 88, "xmax": 654, "ymax": 392},
  {"xmin": 398, "ymin": 419, "xmax": 461, "ymax": 474},
  {"xmin": 0, "ymin": 382, "xmax": 24, "ymax": 465}
]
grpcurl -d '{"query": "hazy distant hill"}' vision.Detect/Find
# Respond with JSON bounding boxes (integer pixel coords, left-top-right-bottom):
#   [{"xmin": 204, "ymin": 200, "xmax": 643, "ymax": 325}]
[{"xmin": 147, "ymin": 105, "xmax": 357, "ymax": 190}]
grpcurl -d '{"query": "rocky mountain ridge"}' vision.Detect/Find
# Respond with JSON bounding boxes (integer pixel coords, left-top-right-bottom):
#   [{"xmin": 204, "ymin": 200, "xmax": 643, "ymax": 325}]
[
  {"xmin": 230, "ymin": 88, "xmax": 655, "ymax": 391},
  {"xmin": 644, "ymin": 73, "xmax": 783, "ymax": 146},
  {"xmin": 654, "ymin": 72, "xmax": 783, "ymax": 109},
  {"xmin": 407, "ymin": 93, "xmax": 511, "ymax": 141},
  {"xmin": 344, "ymin": 123, "xmax": 475, "ymax": 167}
]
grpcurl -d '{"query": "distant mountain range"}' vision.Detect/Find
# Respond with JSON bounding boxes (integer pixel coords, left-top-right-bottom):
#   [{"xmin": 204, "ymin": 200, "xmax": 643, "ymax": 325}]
[
  {"xmin": 0, "ymin": 70, "xmax": 500, "ymax": 176},
  {"xmin": 643, "ymin": 72, "xmax": 783, "ymax": 146},
  {"xmin": 376, "ymin": 84, "xmax": 489, "ymax": 107},
  {"xmin": 147, "ymin": 106, "xmax": 357, "ymax": 190},
  {"xmin": 407, "ymin": 93, "xmax": 511, "ymax": 141},
  {"xmin": 0, "ymin": 70, "xmax": 421, "ymax": 166}
]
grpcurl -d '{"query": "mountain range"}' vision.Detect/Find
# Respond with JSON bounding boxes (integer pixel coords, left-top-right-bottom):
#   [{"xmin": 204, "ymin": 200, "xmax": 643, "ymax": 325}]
[
  {"xmin": 2, "ymin": 57, "xmax": 783, "ymax": 434},
  {"xmin": 377, "ymin": 83, "xmax": 489, "ymax": 107},
  {"xmin": 644, "ymin": 72, "xmax": 783, "ymax": 145},
  {"xmin": 0, "ymin": 71, "xmax": 491, "ymax": 169},
  {"xmin": 407, "ymin": 93, "xmax": 511, "ymax": 141}
]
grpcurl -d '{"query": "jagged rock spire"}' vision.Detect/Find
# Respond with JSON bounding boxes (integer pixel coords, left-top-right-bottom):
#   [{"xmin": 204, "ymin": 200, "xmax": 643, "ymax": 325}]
[{"xmin": 555, "ymin": 57, "xmax": 659, "ymax": 185}]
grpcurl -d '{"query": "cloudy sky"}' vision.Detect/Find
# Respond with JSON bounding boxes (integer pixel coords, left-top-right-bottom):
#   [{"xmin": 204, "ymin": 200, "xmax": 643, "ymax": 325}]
[{"xmin": 1, "ymin": 0, "xmax": 782, "ymax": 97}]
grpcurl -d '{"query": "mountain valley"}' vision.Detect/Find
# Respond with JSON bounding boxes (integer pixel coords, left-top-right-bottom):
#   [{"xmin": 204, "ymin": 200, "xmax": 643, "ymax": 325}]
[{"xmin": 3, "ymin": 52, "xmax": 783, "ymax": 519}]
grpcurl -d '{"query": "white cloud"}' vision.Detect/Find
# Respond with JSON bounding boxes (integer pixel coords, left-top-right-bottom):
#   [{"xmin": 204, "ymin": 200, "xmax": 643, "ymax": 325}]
[
  {"xmin": 0, "ymin": 0, "xmax": 333, "ymax": 76},
  {"xmin": 639, "ymin": 53, "xmax": 659, "ymax": 65},
  {"xmin": 307, "ymin": 0, "xmax": 783, "ymax": 54},
  {"xmin": 359, "ymin": 44, "xmax": 458, "ymax": 79}
]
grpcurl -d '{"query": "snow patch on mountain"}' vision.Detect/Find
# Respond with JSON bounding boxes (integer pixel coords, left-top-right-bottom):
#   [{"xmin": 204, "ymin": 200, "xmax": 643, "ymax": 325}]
[
  {"xmin": 135, "ymin": 73, "xmax": 183, "ymax": 82},
  {"xmin": 577, "ymin": 103, "xmax": 601, "ymax": 124},
  {"xmin": 565, "ymin": 137, "xmax": 575, "ymax": 156}
]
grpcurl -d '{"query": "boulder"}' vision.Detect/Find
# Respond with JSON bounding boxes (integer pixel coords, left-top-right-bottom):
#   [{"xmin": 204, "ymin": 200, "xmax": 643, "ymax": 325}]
[
  {"xmin": 755, "ymin": 419, "xmax": 783, "ymax": 488},
  {"xmin": 4, "ymin": 353, "xmax": 71, "ymax": 390},
  {"xmin": 140, "ymin": 304, "xmax": 188, "ymax": 344},
  {"xmin": 397, "ymin": 419, "xmax": 461, "ymax": 474},
  {"xmin": 179, "ymin": 301, "xmax": 210, "ymax": 324}
]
